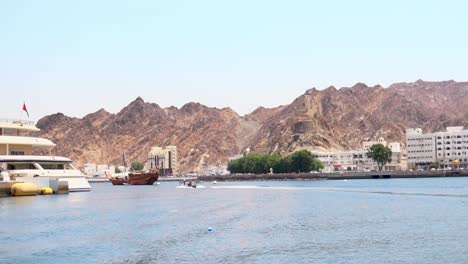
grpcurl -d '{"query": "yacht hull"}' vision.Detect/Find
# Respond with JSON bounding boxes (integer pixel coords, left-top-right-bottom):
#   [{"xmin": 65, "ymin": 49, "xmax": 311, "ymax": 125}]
[{"xmin": 6, "ymin": 174, "xmax": 91, "ymax": 192}]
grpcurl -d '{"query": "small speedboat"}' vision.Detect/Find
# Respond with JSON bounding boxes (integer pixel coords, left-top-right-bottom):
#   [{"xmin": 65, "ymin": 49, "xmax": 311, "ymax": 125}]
[{"xmin": 176, "ymin": 182, "xmax": 206, "ymax": 189}]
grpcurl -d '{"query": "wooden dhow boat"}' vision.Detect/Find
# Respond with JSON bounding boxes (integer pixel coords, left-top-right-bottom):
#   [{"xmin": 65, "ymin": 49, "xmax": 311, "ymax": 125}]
[{"xmin": 109, "ymin": 169, "xmax": 159, "ymax": 186}]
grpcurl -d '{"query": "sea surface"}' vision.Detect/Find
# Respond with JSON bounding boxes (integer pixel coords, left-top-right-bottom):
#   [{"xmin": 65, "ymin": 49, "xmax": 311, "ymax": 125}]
[{"xmin": 1, "ymin": 178, "xmax": 467, "ymax": 264}]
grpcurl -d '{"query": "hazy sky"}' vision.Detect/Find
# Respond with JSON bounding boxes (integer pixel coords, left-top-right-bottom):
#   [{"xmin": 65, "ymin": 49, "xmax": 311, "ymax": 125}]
[{"xmin": 1, "ymin": 0, "xmax": 467, "ymax": 120}]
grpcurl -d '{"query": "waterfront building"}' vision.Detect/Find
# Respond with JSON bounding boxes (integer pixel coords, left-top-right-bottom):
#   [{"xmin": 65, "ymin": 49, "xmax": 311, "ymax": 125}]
[
  {"xmin": 91, "ymin": 164, "xmax": 114, "ymax": 176},
  {"xmin": 96, "ymin": 164, "xmax": 109, "ymax": 172},
  {"xmin": 84, "ymin": 163, "xmax": 97, "ymax": 176},
  {"xmin": 406, "ymin": 126, "xmax": 468, "ymax": 169},
  {"xmin": 84, "ymin": 163, "xmax": 127, "ymax": 176},
  {"xmin": 147, "ymin": 145, "xmax": 178, "ymax": 176},
  {"xmin": 362, "ymin": 137, "xmax": 387, "ymax": 151},
  {"xmin": 311, "ymin": 139, "xmax": 402, "ymax": 172}
]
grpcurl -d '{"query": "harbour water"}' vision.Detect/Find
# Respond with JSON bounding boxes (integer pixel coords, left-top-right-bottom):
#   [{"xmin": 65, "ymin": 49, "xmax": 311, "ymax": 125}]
[{"xmin": 1, "ymin": 178, "xmax": 467, "ymax": 264}]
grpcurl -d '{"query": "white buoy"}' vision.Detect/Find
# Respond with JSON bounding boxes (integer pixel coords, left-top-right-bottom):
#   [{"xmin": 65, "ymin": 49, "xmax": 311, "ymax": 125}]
[{"xmin": 212, "ymin": 181, "xmax": 218, "ymax": 185}]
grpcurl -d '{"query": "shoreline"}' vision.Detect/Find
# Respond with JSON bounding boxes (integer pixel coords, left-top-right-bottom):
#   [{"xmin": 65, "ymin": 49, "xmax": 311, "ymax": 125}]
[
  {"xmin": 86, "ymin": 171, "xmax": 468, "ymax": 184},
  {"xmin": 198, "ymin": 170, "xmax": 468, "ymax": 182}
]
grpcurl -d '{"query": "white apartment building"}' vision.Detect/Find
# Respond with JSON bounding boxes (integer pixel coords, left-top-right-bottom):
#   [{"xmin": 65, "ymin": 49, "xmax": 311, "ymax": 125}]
[
  {"xmin": 407, "ymin": 126, "xmax": 468, "ymax": 169},
  {"xmin": 84, "ymin": 163, "xmax": 97, "ymax": 176},
  {"xmin": 96, "ymin": 164, "xmax": 109, "ymax": 172},
  {"xmin": 312, "ymin": 139, "xmax": 402, "ymax": 172},
  {"xmin": 84, "ymin": 163, "xmax": 126, "ymax": 176},
  {"xmin": 84, "ymin": 164, "xmax": 111, "ymax": 176}
]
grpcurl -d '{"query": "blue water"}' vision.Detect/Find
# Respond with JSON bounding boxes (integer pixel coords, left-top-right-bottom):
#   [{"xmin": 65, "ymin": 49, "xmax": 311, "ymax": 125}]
[{"xmin": 1, "ymin": 178, "xmax": 467, "ymax": 264}]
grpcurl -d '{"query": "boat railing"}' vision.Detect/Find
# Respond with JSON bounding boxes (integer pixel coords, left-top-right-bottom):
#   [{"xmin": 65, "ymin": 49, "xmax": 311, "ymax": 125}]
[{"xmin": 0, "ymin": 119, "xmax": 35, "ymax": 126}]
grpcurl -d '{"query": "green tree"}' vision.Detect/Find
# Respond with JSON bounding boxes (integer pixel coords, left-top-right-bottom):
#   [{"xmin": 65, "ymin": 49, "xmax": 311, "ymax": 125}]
[
  {"xmin": 227, "ymin": 151, "xmax": 323, "ymax": 174},
  {"xmin": 115, "ymin": 167, "xmax": 122, "ymax": 174},
  {"xmin": 273, "ymin": 155, "xmax": 292, "ymax": 173},
  {"xmin": 228, "ymin": 159, "xmax": 242, "ymax": 174},
  {"xmin": 311, "ymin": 159, "xmax": 325, "ymax": 172},
  {"xmin": 131, "ymin": 162, "xmax": 144, "ymax": 171},
  {"xmin": 366, "ymin": 144, "xmax": 392, "ymax": 171},
  {"xmin": 260, "ymin": 154, "xmax": 281, "ymax": 173},
  {"xmin": 430, "ymin": 162, "xmax": 439, "ymax": 169},
  {"xmin": 290, "ymin": 150, "xmax": 315, "ymax": 173}
]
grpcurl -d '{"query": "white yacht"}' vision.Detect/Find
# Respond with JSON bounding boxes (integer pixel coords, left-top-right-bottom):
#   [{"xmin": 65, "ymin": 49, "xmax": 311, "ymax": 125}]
[{"xmin": 0, "ymin": 119, "xmax": 91, "ymax": 192}]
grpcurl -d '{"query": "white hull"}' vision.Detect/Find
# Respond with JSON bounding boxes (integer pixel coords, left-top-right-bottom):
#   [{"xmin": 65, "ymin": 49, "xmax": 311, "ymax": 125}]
[{"xmin": 5, "ymin": 170, "xmax": 91, "ymax": 192}]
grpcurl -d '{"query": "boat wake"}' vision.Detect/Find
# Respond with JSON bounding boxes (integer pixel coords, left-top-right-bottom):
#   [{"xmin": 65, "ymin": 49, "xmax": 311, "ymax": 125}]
[
  {"xmin": 333, "ymin": 189, "xmax": 468, "ymax": 198},
  {"xmin": 176, "ymin": 185, "xmax": 207, "ymax": 189},
  {"xmin": 209, "ymin": 185, "xmax": 468, "ymax": 198}
]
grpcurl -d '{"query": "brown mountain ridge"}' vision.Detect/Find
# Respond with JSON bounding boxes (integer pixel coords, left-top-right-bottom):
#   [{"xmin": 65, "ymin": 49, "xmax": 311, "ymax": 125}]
[{"xmin": 35, "ymin": 80, "xmax": 468, "ymax": 173}]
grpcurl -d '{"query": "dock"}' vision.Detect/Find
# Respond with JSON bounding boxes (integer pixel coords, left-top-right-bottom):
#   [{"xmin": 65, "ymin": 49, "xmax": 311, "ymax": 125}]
[{"xmin": 86, "ymin": 177, "xmax": 110, "ymax": 183}]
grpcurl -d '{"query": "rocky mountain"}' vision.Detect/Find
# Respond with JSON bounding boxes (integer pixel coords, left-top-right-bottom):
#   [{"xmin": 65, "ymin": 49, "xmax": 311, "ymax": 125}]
[
  {"xmin": 249, "ymin": 80, "xmax": 468, "ymax": 155},
  {"xmin": 35, "ymin": 97, "xmax": 251, "ymax": 172},
  {"xmin": 35, "ymin": 80, "xmax": 468, "ymax": 172}
]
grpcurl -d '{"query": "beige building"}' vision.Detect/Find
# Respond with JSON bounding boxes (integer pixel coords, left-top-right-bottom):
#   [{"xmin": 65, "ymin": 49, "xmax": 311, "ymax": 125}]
[
  {"xmin": 147, "ymin": 145, "xmax": 178, "ymax": 175},
  {"xmin": 406, "ymin": 126, "xmax": 468, "ymax": 169},
  {"xmin": 312, "ymin": 138, "xmax": 402, "ymax": 172},
  {"xmin": 362, "ymin": 137, "xmax": 387, "ymax": 151}
]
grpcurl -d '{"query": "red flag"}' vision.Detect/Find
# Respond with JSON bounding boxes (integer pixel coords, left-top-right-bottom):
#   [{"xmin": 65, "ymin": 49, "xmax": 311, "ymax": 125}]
[{"xmin": 22, "ymin": 103, "xmax": 29, "ymax": 118}]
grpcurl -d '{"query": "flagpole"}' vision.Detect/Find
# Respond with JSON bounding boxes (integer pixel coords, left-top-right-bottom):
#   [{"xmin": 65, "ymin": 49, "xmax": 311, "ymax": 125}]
[{"xmin": 19, "ymin": 101, "xmax": 24, "ymax": 120}]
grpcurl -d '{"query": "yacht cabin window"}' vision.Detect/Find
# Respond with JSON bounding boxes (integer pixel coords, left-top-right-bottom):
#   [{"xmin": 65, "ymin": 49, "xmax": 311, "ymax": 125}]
[
  {"xmin": 38, "ymin": 163, "xmax": 72, "ymax": 170},
  {"xmin": 7, "ymin": 163, "xmax": 38, "ymax": 170}
]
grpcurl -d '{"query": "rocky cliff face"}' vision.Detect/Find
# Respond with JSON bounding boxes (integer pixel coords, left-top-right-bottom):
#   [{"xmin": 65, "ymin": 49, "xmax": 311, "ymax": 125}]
[
  {"xmin": 35, "ymin": 80, "xmax": 468, "ymax": 172},
  {"xmin": 36, "ymin": 97, "xmax": 253, "ymax": 172}
]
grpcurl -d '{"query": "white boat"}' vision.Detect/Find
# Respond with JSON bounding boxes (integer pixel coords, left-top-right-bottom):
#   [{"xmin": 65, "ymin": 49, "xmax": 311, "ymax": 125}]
[{"xmin": 0, "ymin": 119, "xmax": 91, "ymax": 192}]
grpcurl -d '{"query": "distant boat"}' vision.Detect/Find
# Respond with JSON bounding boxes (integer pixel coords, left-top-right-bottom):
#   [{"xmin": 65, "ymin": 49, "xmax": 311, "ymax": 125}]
[{"xmin": 109, "ymin": 169, "xmax": 159, "ymax": 186}]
